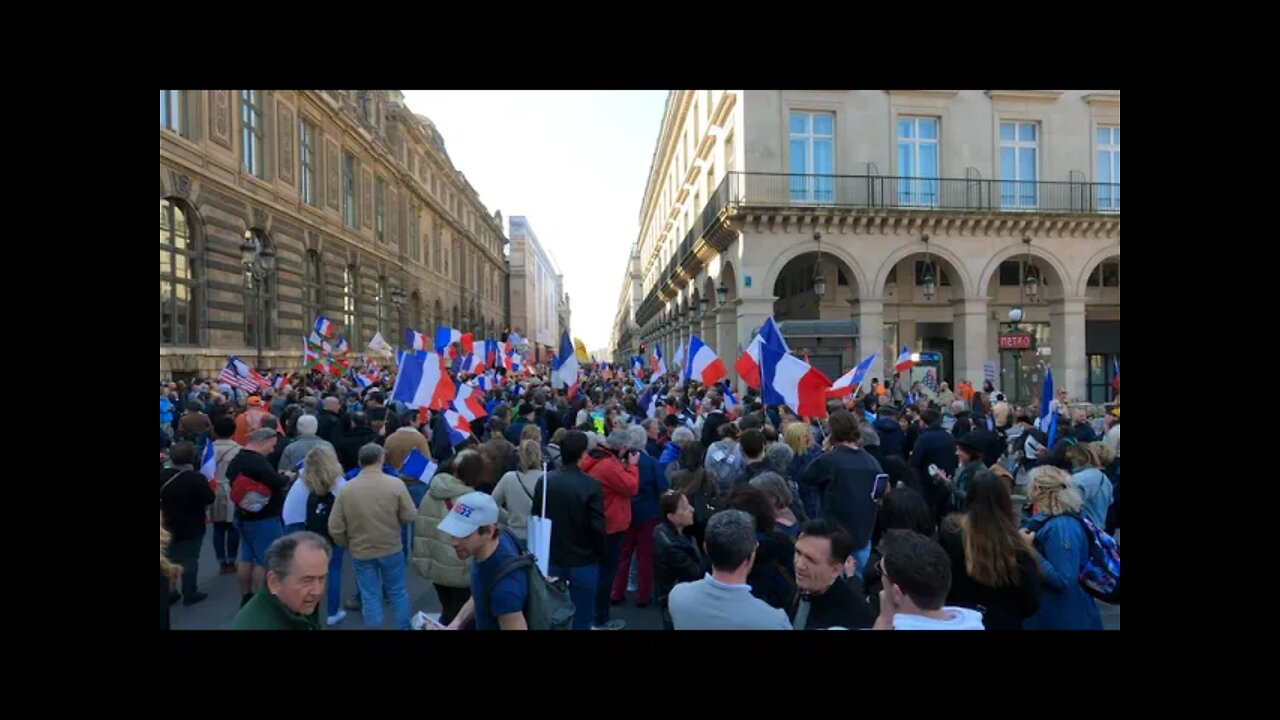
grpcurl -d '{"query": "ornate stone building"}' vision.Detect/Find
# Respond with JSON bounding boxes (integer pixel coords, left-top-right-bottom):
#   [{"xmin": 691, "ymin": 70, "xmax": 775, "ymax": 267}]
[{"xmin": 159, "ymin": 90, "xmax": 509, "ymax": 378}]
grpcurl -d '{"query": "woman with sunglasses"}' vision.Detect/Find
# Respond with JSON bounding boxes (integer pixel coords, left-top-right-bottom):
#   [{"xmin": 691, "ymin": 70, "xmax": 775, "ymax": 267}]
[{"xmin": 652, "ymin": 490, "xmax": 701, "ymax": 630}]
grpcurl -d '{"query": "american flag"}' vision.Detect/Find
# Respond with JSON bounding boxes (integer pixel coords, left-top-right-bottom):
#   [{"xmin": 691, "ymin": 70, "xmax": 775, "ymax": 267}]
[
  {"xmin": 922, "ymin": 368, "xmax": 939, "ymax": 392},
  {"xmin": 218, "ymin": 356, "xmax": 262, "ymax": 393}
]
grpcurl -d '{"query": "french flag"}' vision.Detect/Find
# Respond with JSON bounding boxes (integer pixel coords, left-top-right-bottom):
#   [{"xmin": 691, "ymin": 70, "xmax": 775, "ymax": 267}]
[
  {"xmin": 632, "ymin": 355, "xmax": 644, "ymax": 377},
  {"xmin": 683, "ymin": 335, "xmax": 728, "ymax": 386},
  {"xmin": 442, "ymin": 410, "xmax": 474, "ymax": 446},
  {"xmin": 761, "ymin": 344, "xmax": 831, "ymax": 418},
  {"xmin": 638, "ymin": 384, "xmax": 659, "ymax": 419},
  {"xmin": 828, "ymin": 352, "xmax": 878, "ymax": 398},
  {"xmin": 334, "ymin": 336, "xmax": 351, "ymax": 355},
  {"xmin": 199, "ymin": 440, "xmax": 216, "ymax": 484},
  {"xmin": 555, "ymin": 330, "xmax": 579, "ymax": 391},
  {"xmin": 671, "ymin": 341, "xmax": 686, "ymax": 374},
  {"xmin": 458, "ymin": 353, "xmax": 480, "ymax": 374},
  {"xmin": 1111, "ymin": 358, "xmax": 1120, "ymax": 399},
  {"xmin": 477, "ymin": 372, "xmax": 496, "ymax": 391},
  {"xmin": 485, "ymin": 340, "xmax": 505, "ymax": 370},
  {"xmin": 407, "ymin": 328, "xmax": 432, "ymax": 352},
  {"xmin": 895, "ymin": 345, "xmax": 914, "ymax": 373},
  {"xmin": 453, "ymin": 382, "xmax": 489, "ymax": 422},
  {"xmin": 652, "ymin": 342, "xmax": 666, "ymax": 377},
  {"xmin": 734, "ymin": 316, "xmax": 789, "ymax": 390},
  {"xmin": 314, "ymin": 315, "xmax": 335, "ymax": 339},
  {"xmin": 271, "ymin": 373, "xmax": 289, "ymax": 392},
  {"xmin": 435, "ymin": 327, "xmax": 474, "ymax": 355},
  {"xmin": 390, "ymin": 350, "xmax": 457, "ymax": 410},
  {"xmin": 354, "ymin": 373, "xmax": 373, "ymax": 390},
  {"xmin": 722, "ymin": 381, "xmax": 739, "ymax": 413}
]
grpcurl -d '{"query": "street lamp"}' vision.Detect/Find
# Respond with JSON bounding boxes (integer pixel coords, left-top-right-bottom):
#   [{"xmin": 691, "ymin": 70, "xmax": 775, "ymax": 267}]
[
  {"xmin": 390, "ymin": 285, "xmax": 406, "ymax": 343},
  {"xmin": 920, "ymin": 235, "xmax": 936, "ymax": 301},
  {"xmin": 240, "ymin": 230, "xmax": 276, "ymax": 370},
  {"xmin": 812, "ymin": 232, "xmax": 826, "ymax": 300},
  {"xmin": 699, "ymin": 296, "xmax": 709, "ymax": 314},
  {"xmin": 1022, "ymin": 237, "xmax": 1039, "ymax": 302},
  {"xmin": 716, "ymin": 282, "xmax": 728, "ymax": 304}
]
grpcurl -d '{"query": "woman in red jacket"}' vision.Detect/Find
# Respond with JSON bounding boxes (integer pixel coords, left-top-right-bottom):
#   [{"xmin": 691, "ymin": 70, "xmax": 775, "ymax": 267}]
[{"xmin": 580, "ymin": 432, "xmax": 639, "ymax": 630}]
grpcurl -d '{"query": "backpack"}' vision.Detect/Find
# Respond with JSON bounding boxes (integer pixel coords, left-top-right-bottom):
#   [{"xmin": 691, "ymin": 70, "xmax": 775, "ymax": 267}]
[
  {"xmin": 1031, "ymin": 513, "xmax": 1120, "ymax": 605},
  {"xmin": 305, "ymin": 491, "xmax": 337, "ymax": 542},
  {"xmin": 482, "ymin": 531, "xmax": 575, "ymax": 630},
  {"xmin": 230, "ymin": 473, "xmax": 274, "ymax": 513}
]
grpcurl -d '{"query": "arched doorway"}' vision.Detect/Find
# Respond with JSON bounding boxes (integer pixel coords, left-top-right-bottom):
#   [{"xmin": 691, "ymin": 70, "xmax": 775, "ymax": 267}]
[
  {"xmin": 1080, "ymin": 252, "xmax": 1120, "ymax": 404},
  {"xmin": 769, "ymin": 250, "xmax": 860, "ymax": 381},
  {"xmin": 433, "ymin": 298, "xmax": 444, "ymax": 332},
  {"xmin": 981, "ymin": 243, "xmax": 1070, "ymax": 406},
  {"xmin": 877, "ymin": 240, "xmax": 972, "ymax": 391}
]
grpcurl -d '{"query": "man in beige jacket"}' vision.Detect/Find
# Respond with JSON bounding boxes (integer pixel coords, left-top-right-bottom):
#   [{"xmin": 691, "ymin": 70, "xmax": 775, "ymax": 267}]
[{"xmin": 329, "ymin": 443, "xmax": 417, "ymax": 630}]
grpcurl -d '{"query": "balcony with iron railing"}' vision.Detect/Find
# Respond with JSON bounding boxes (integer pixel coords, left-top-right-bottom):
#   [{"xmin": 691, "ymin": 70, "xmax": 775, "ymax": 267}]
[{"xmin": 637, "ymin": 171, "xmax": 1119, "ymax": 325}]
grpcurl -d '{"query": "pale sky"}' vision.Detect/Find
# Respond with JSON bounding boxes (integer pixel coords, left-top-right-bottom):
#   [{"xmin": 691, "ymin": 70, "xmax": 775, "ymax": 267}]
[{"xmin": 400, "ymin": 90, "xmax": 668, "ymax": 351}]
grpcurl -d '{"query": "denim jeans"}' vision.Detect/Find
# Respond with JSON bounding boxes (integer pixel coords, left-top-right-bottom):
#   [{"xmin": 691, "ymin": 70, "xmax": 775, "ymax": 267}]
[
  {"xmin": 595, "ymin": 532, "xmax": 626, "ymax": 626},
  {"xmin": 353, "ymin": 551, "xmax": 412, "ymax": 630},
  {"xmin": 326, "ymin": 545, "xmax": 345, "ymax": 618},
  {"xmin": 212, "ymin": 522, "xmax": 240, "ymax": 565},
  {"xmin": 402, "ymin": 482, "xmax": 429, "ymax": 559},
  {"xmin": 237, "ymin": 517, "xmax": 285, "ymax": 566},
  {"xmin": 548, "ymin": 563, "xmax": 599, "ymax": 631}
]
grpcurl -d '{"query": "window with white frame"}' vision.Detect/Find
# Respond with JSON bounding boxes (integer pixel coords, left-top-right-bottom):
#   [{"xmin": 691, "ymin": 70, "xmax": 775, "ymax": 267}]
[
  {"xmin": 300, "ymin": 119, "xmax": 317, "ymax": 206},
  {"xmin": 342, "ymin": 153, "xmax": 357, "ymax": 227},
  {"xmin": 375, "ymin": 177, "xmax": 386, "ymax": 242},
  {"xmin": 897, "ymin": 117, "xmax": 939, "ymax": 206},
  {"xmin": 160, "ymin": 90, "xmax": 187, "ymax": 136},
  {"xmin": 788, "ymin": 111, "xmax": 834, "ymax": 203},
  {"xmin": 1096, "ymin": 126, "xmax": 1120, "ymax": 211},
  {"xmin": 999, "ymin": 121, "xmax": 1038, "ymax": 208},
  {"xmin": 241, "ymin": 90, "xmax": 265, "ymax": 179}
]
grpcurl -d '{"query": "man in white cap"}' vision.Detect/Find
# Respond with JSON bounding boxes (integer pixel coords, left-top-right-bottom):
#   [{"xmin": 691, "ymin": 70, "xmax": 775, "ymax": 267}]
[{"xmin": 434, "ymin": 492, "xmax": 529, "ymax": 631}]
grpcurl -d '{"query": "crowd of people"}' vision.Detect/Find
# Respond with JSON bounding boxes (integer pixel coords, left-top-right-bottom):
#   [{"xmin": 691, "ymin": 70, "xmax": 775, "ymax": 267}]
[{"xmin": 159, "ymin": 361, "xmax": 1119, "ymax": 631}]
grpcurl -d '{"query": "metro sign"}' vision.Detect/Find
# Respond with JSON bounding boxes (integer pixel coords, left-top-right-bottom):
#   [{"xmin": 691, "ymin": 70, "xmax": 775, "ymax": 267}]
[{"xmin": 998, "ymin": 332, "xmax": 1034, "ymax": 350}]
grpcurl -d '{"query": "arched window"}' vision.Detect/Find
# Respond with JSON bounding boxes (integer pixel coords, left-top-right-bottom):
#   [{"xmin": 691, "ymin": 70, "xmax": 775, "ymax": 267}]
[
  {"xmin": 242, "ymin": 229, "xmax": 277, "ymax": 349},
  {"xmin": 160, "ymin": 198, "xmax": 200, "ymax": 345}
]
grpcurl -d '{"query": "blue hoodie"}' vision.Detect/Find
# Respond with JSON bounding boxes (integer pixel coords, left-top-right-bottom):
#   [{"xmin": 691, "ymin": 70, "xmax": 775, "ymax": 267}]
[
  {"xmin": 873, "ymin": 417, "xmax": 905, "ymax": 458},
  {"xmin": 630, "ymin": 452, "xmax": 670, "ymax": 524},
  {"xmin": 658, "ymin": 441, "xmax": 683, "ymax": 476}
]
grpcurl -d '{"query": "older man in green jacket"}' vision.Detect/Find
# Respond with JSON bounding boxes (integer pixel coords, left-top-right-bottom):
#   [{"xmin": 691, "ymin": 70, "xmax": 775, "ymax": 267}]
[{"xmin": 233, "ymin": 532, "xmax": 330, "ymax": 630}]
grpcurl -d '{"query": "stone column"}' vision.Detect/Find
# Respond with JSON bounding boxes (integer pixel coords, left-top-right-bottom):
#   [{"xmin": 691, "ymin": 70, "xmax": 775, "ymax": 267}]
[
  {"xmin": 850, "ymin": 296, "xmax": 886, "ymax": 381},
  {"xmin": 736, "ymin": 296, "xmax": 777, "ymax": 390},
  {"xmin": 717, "ymin": 304, "xmax": 739, "ymax": 386},
  {"xmin": 701, "ymin": 310, "xmax": 717, "ymax": 352},
  {"xmin": 1050, "ymin": 296, "xmax": 1088, "ymax": 402},
  {"xmin": 951, "ymin": 296, "xmax": 990, "ymax": 394}
]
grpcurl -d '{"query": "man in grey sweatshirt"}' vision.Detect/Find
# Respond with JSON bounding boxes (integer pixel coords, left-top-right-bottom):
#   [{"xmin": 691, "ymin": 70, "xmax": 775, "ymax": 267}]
[{"xmin": 667, "ymin": 510, "xmax": 792, "ymax": 630}]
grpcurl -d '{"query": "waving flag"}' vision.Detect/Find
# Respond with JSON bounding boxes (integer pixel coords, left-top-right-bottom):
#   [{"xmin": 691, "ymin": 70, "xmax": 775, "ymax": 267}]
[
  {"xmin": 477, "ymin": 372, "xmax": 496, "ymax": 392},
  {"xmin": 1111, "ymin": 358, "xmax": 1120, "ymax": 399},
  {"xmin": 219, "ymin": 356, "xmax": 264, "ymax": 393},
  {"xmin": 895, "ymin": 345, "xmax": 914, "ymax": 373},
  {"xmin": 555, "ymin": 330, "xmax": 579, "ymax": 390},
  {"xmin": 652, "ymin": 342, "xmax": 667, "ymax": 377},
  {"xmin": 722, "ymin": 381, "xmax": 739, "ymax": 413},
  {"xmin": 314, "ymin": 315, "xmax": 336, "ymax": 339},
  {"xmin": 1039, "ymin": 365, "xmax": 1058, "ymax": 447},
  {"xmin": 333, "ymin": 336, "xmax": 351, "ymax": 356},
  {"xmin": 632, "ymin": 355, "xmax": 644, "ymax": 377},
  {"xmin": 761, "ymin": 344, "xmax": 831, "ymax": 418},
  {"xmin": 574, "ymin": 337, "xmax": 590, "ymax": 363},
  {"xmin": 391, "ymin": 350, "xmax": 456, "ymax": 410},
  {"xmin": 271, "ymin": 373, "xmax": 289, "ymax": 392},
  {"xmin": 734, "ymin": 316, "xmax": 789, "ymax": 390},
  {"xmin": 638, "ymin": 384, "xmax": 660, "ymax": 419},
  {"xmin": 406, "ymin": 328, "xmax": 433, "ymax": 352},
  {"xmin": 683, "ymin": 335, "xmax": 728, "ymax": 386},
  {"xmin": 434, "ymin": 327, "xmax": 474, "ymax": 355},
  {"xmin": 453, "ymin": 382, "xmax": 489, "ymax": 423},
  {"xmin": 828, "ymin": 352, "xmax": 878, "ymax": 398},
  {"xmin": 672, "ymin": 341, "xmax": 686, "ymax": 374},
  {"xmin": 442, "ymin": 410, "xmax": 474, "ymax": 446},
  {"xmin": 367, "ymin": 331, "xmax": 395, "ymax": 358},
  {"xmin": 199, "ymin": 440, "xmax": 216, "ymax": 482}
]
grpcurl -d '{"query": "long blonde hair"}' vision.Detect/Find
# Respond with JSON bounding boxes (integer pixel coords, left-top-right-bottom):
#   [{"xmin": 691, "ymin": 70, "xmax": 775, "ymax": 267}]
[
  {"xmin": 302, "ymin": 446, "xmax": 343, "ymax": 496},
  {"xmin": 160, "ymin": 515, "xmax": 181, "ymax": 588},
  {"xmin": 783, "ymin": 422, "xmax": 812, "ymax": 455},
  {"xmin": 1026, "ymin": 466, "xmax": 1083, "ymax": 517}
]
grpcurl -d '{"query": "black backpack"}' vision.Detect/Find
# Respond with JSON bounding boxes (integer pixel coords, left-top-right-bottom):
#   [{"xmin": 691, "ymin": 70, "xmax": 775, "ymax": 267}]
[
  {"xmin": 305, "ymin": 491, "xmax": 337, "ymax": 542},
  {"xmin": 482, "ymin": 531, "xmax": 575, "ymax": 630}
]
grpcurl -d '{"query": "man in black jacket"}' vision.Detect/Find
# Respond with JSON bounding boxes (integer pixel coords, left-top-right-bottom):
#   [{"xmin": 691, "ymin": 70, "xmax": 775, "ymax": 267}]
[
  {"xmin": 949, "ymin": 401, "xmax": 973, "ymax": 438},
  {"xmin": 910, "ymin": 408, "xmax": 959, "ymax": 480},
  {"xmin": 227, "ymin": 429, "xmax": 290, "ymax": 607},
  {"xmin": 700, "ymin": 394, "xmax": 728, "ymax": 448},
  {"xmin": 532, "ymin": 430, "xmax": 606, "ymax": 631},
  {"xmin": 738, "ymin": 428, "xmax": 772, "ymax": 485},
  {"xmin": 317, "ymin": 396, "xmax": 346, "ymax": 447},
  {"xmin": 872, "ymin": 406, "xmax": 905, "ymax": 459},
  {"xmin": 792, "ymin": 519, "xmax": 873, "ymax": 629},
  {"xmin": 336, "ymin": 412, "xmax": 382, "ymax": 472},
  {"xmin": 800, "ymin": 410, "xmax": 882, "ymax": 581},
  {"xmin": 160, "ymin": 441, "xmax": 216, "ymax": 607}
]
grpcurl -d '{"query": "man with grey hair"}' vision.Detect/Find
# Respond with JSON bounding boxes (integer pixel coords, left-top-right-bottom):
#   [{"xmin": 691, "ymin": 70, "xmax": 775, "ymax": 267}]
[
  {"xmin": 641, "ymin": 417, "xmax": 664, "ymax": 458},
  {"xmin": 278, "ymin": 414, "xmax": 336, "ymax": 474},
  {"xmin": 658, "ymin": 425, "xmax": 696, "ymax": 477},
  {"xmin": 667, "ymin": 510, "xmax": 792, "ymax": 630},
  {"xmin": 328, "ymin": 443, "xmax": 417, "ymax": 630},
  {"xmin": 232, "ymin": 531, "xmax": 331, "ymax": 630},
  {"xmin": 948, "ymin": 399, "xmax": 972, "ymax": 438}
]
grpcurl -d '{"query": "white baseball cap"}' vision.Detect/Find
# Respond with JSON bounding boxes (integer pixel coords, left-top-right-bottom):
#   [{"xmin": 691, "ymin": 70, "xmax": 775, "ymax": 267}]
[{"xmin": 437, "ymin": 492, "xmax": 500, "ymax": 539}]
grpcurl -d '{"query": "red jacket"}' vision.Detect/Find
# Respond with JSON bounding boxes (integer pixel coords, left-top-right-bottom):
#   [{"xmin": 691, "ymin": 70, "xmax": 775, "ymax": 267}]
[{"xmin": 580, "ymin": 448, "xmax": 639, "ymax": 534}]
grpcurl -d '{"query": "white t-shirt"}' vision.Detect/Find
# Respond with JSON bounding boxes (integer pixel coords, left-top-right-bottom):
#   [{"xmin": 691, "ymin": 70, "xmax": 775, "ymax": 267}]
[{"xmin": 282, "ymin": 473, "xmax": 347, "ymax": 526}]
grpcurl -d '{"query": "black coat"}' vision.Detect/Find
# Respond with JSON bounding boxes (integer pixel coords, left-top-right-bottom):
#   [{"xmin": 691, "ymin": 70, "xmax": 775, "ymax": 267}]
[
  {"xmin": 873, "ymin": 417, "xmax": 906, "ymax": 458},
  {"xmin": 652, "ymin": 521, "xmax": 702, "ymax": 611},
  {"xmin": 317, "ymin": 410, "xmax": 346, "ymax": 447},
  {"xmin": 700, "ymin": 410, "xmax": 729, "ymax": 448},
  {"xmin": 532, "ymin": 465, "xmax": 606, "ymax": 569},
  {"xmin": 747, "ymin": 530, "xmax": 797, "ymax": 612},
  {"xmin": 938, "ymin": 523, "xmax": 1040, "ymax": 630},
  {"xmin": 800, "ymin": 446, "xmax": 882, "ymax": 549},
  {"xmin": 796, "ymin": 574, "xmax": 874, "ymax": 630},
  {"xmin": 902, "ymin": 421, "xmax": 921, "ymax": 458},
  {"xmin": 160, "ymin": 468, "xmax": 215, "ymax": 541},
  {"xmin": 336, "ymin": 427, "xmax": 383, "ymax": 472},
  {"xmin": 951, "ymin": 414, "xmax": 973, "ymax": 439},
  {"xmin": 1073, "ymin": 423, "xmax": 1098, "ymax": 443},
  {"xmin": 910, "ymin": 426, "xmax": 959, "ymax": 479}
]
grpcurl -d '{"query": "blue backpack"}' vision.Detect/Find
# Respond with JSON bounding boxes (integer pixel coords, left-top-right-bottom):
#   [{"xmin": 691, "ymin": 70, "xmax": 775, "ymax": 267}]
[{"xmin": 1032, "ymin": 513, "xmax": 1120, "ymax": 604}]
